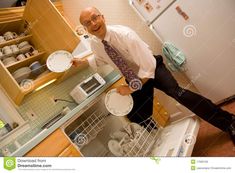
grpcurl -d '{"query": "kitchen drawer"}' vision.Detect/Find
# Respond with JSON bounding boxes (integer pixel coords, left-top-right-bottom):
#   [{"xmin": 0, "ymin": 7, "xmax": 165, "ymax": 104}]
[{"xmin": 0, "ymin": 0, "xmax": 80, "ymax": 105}]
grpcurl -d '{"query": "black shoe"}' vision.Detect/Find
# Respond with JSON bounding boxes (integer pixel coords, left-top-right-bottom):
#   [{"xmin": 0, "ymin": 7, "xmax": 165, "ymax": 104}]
[{"xmin": 228, "ymin": 121, "xmax": 235, "ymax": 145}]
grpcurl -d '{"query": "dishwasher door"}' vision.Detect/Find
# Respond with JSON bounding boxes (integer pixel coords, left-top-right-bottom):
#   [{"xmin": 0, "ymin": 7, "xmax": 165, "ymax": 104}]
[{"xmin": 62, "ymin": 93, "xmax": 200, "ymax": 157}]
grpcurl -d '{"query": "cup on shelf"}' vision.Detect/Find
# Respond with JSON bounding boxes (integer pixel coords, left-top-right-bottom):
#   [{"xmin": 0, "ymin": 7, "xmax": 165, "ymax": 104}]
[
  {"xmin": 3, "ymin": 31, "xmax": 18, "ymax": 41},
  {"xmin": 10, "ymin": 44, "xmax": 20, "ymax": 55},
  {"xmin": 16, "ymin": 54, "xmax": 26, "ymax": 61},
  {"xmin": 0, "ymin": 36, "xmax": 6, "ymax": 43},
  {"xmin": 25, "ymin": 52, "xmax": 32, "ymax": 58},
  {"xmin": 29, "ymin": 61, "xmax": 44, "ymax": 76},
  {"xmin": 2, "ymin": 46, "xmax": 13, "ymax": 56},
  {"xmin": 18, "ymin": 41, "xmax": 29, "ymax": 49},
  {"xmin": 31, "ymin": 49, "xmax": 39, "ymax": 55},
  {"xmin": 19, "ymin": 45, "xmax": 33, "ymax": 54}
]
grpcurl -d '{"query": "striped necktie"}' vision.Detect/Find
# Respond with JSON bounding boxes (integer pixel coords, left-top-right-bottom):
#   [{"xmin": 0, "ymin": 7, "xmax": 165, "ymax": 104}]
[{"xmin": 102, "ymin": 40, "xmax": 142, "ymax": 91}]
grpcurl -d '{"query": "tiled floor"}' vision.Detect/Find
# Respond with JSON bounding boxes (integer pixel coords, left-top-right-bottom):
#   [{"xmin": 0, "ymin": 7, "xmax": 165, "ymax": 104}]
[{"xmin": 192, "ymin": 101, "xmax": 235, "ymax": 156}]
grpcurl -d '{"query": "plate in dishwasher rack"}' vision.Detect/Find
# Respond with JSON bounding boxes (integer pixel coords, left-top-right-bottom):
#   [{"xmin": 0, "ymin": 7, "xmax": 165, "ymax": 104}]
[{"xmin": 105, "ymin": 89, "xmax": 133, "ymax": 116}]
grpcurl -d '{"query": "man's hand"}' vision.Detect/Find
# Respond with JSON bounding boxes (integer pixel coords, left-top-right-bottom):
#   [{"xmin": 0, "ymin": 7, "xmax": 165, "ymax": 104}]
[
  {"xmin": 116, "ymin": 85, "xmax": 133, "ymax": 96},
  {"xmin": 71, "ymin": 58, "xmax": 88, "ymax": 67}
]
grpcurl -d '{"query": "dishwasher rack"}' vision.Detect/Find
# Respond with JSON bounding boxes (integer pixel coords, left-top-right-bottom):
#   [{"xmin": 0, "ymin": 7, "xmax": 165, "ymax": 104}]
[
  {"xmin": 68, "ymin": 109, "xmax": 110, "ymax": 149},
  {"xmin": 125, "ymin": 118, "xmax": 160, "ymax": 156},
  {"xmin": 108, "ymin": 117, "xmax": 160, "ymax": 157}
]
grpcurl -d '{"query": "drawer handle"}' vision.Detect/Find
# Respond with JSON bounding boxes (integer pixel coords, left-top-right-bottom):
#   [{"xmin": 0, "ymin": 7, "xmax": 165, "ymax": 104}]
[{"xmin": 176, "ymin": 6, "xmax": 189, "ymax": 20}]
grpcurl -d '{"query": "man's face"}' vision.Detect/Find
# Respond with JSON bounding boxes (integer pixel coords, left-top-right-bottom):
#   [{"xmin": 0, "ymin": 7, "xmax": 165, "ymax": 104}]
[{"xmin": 80, "ymin": 9, "xmax": 106, "ymax": 39}]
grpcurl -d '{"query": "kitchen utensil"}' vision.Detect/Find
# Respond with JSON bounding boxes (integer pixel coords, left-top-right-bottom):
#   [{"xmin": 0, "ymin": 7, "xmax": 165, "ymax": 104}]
[
  {"xmin": 46, "ymin": 50, "xmax": 73, "ymax": 72},
  {"xmin": 105, "ymin": 89, "xmax": 133, "ymax": 116}
]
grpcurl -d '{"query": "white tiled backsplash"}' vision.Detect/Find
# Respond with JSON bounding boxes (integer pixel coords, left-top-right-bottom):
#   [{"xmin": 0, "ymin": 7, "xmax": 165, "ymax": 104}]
[{"xmin": 17, "ymin": 67, "xmax": 95, "ymax": 127}]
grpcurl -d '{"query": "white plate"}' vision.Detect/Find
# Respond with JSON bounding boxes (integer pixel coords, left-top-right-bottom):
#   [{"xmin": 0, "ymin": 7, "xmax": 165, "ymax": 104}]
[
  {"xmin": 105, "ymin": 89, "xmax": 134, "ymax": 116},
  {"xmin": 46, "ymin": 50, "xmax": 73, "ymax": 72}
]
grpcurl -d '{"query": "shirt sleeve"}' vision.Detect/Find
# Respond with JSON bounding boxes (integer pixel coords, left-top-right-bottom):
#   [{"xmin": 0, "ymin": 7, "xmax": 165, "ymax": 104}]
[{"xmin": 124, "ymin": 29, "xmax": 156, "ymax": 79}]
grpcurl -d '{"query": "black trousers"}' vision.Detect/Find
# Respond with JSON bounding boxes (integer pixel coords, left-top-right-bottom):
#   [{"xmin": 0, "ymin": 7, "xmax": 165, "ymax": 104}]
[{"xmin": 127, "ymin": 55, "xmax": 234, "ymax": 131}]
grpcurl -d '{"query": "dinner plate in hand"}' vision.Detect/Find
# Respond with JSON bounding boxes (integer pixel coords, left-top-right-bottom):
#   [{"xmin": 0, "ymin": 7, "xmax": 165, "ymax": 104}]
[
  {"xmin": 46, "ymin": 50, "xmax": 73, "ymax": 72},
  {"xmin": 105, "ymin": 89, "xmax": 133, "ymax": 116}
]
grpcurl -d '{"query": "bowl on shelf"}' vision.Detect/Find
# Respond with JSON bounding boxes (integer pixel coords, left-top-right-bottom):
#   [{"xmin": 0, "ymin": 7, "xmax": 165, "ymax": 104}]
[
  {"xmin": 29, "ymin": 61, "xmax": 44, "ymax": 76},
  {"xmin": 18, "ymin": 41, "xmax": 29, "ymax": 49},
  {"xmin": 12, "ymin": 67, "xmax": 31, "ymax": 83},
  {"xmin": 19, "ymin": 45, "xmax": 33, "ymax": 54},
  {"xmin": 2, "ymin": 56, "xmax": 17, "ymax": 66}
]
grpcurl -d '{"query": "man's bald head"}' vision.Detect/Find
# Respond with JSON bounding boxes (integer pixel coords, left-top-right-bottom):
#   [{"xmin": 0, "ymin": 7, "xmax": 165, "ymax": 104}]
[
  {"xmin": 79, "ymin": 7, "xmax": 101, "ymax": 24},
  {"xmin": 79, "ymin": 7, "xmax": 106, "ymax": 40}
]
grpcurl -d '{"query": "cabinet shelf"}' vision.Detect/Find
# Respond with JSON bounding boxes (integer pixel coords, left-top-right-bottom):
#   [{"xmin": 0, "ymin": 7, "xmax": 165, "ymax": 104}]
[
  {"xmin": 21, "ymin": 71, "xmax": 62, "ymax": 95},
  {"xmin": 0, "ymin": 34, "xmax": 32, "ymax": 48},
  {"xmin": 6, "ymin": 51, "xmax": 46, "ymax": 72}
]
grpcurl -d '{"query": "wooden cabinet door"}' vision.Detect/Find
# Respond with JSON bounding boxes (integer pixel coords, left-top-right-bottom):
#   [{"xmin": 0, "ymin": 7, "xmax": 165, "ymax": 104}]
[{"xmin": 25, "ymin": 129, "xmax": 81, "ymax": 157}]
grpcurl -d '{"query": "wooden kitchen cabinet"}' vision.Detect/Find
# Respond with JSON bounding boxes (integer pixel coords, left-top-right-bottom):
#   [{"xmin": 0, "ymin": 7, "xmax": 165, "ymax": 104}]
[
  {"xmin": 0, "ymin": 0, "xmax": 80, "ymax": 105},
  {"xmin": 25, "ymin": 129, "xmax": 82, "ymax": 157}
]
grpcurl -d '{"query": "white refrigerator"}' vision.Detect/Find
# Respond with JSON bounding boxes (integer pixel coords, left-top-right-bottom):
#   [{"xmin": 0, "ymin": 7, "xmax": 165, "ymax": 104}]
[{"xmin": 130, "ymin": 0, "xmax": 235, "ymax": 104}]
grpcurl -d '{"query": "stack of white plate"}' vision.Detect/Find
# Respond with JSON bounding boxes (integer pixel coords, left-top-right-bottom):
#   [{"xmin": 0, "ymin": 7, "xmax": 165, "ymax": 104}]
[{"xmin": 12, "ymin": 67, "xmax": 31, "ymax": 83}]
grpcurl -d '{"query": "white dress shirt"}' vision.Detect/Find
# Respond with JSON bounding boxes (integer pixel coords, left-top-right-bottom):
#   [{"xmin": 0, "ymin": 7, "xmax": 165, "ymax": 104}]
[{"xmin": 88, "ymin": 25, "xmax": 156, "ymax": 79}]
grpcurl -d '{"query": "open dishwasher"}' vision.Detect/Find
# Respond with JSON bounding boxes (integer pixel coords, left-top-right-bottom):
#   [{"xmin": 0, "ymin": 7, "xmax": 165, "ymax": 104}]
[{"xmin": 62, "ymin": 93, "xmax": 200, "ymax": 157}]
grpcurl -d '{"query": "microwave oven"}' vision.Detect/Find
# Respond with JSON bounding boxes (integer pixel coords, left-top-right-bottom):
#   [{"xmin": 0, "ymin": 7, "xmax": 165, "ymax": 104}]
[{"xmin": 70, "ymin": 73, "xmax": 106, "ymax": 104}]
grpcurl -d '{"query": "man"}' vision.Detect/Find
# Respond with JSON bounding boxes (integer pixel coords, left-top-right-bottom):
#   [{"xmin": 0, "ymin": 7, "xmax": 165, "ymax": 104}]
[{"xmin": 72, "ymin": 7, "xmax": 235, "ymax": 144}]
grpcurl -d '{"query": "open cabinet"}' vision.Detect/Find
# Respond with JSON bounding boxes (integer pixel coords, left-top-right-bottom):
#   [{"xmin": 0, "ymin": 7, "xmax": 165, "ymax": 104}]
[{"xmin": 0, "ymin": 0, "xmax": 80, "ymax": 105}]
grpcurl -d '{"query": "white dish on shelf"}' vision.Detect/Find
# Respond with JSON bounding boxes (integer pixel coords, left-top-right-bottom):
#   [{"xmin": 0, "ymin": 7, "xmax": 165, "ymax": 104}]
[
  {"xmin": 12, "ymin": 67, "xmax": 31, "ymax": 83},
  {"xmin": 105, "ymin": 89, "xmax": 134, "ymax": 116},
  {"xmin": 2, "ymin": 56, "xmax": 17, "ymax": 66},
  {"xmin": 46, "ymin": 50, "xmax": 73, "ymax": 73}
]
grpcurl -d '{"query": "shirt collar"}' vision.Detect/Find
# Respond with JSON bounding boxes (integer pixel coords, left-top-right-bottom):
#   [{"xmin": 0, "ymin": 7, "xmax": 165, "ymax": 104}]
[{"xmin": 103, "ymin": 26, "xmax": 111, "ymax": 42}]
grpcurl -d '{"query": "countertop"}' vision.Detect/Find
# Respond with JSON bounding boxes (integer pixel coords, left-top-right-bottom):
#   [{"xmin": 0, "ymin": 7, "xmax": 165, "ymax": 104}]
[{"xmin": 11, "ymin": 71, "xmax": 121, "ymax": 156}]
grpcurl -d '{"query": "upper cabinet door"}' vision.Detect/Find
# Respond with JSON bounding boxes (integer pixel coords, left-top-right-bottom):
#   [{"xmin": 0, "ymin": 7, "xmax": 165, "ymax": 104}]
[
  {"xmin": 130, "ymin": 0, "xmax": 176, "ymax": 24},
  {"xmin": 23, "ymin": 0, "xmax": 80, "ymax": 60}
]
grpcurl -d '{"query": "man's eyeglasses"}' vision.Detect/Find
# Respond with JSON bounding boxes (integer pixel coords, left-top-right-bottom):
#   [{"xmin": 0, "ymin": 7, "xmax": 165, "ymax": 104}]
[{"xmin": 82, "ymin": 14, "xmax": 102, "ymax": 27}]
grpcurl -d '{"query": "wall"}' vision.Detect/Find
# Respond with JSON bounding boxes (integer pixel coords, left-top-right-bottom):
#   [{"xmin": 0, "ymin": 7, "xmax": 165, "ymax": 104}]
[{"xmin": 61, "ymin": 0, "xmax": 198, "ymax": 115}]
